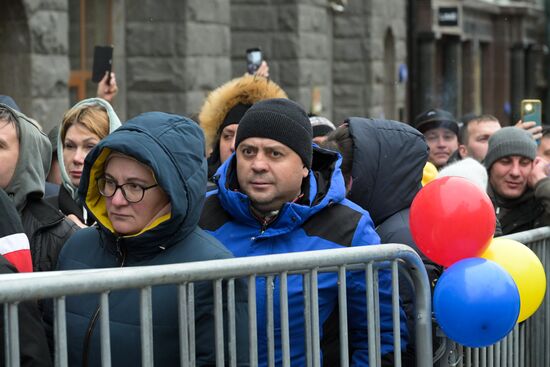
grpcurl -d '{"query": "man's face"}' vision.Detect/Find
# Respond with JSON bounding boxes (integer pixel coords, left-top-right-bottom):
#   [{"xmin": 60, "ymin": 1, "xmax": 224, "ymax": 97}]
[
  {"xmin": 424, "ymin": 127, "xmax": 458, "ymax": 168},
  {"xmin": 0, "ymin": 120, "xmax": 19, "ymax": 189},
  {"xmin": 459, "ymin": 120, "xmax": 501, "ymax": 161},
  {"xmin": 537, "ymin": 136, "xmax": 550, "ymax": 162},
  {"xmin": 236, "ymin": 137, "xmax": 309, "ymax": 214},
  {"xmin": 219, "ymin": 124, "xmax": 238, "ymax": 164},
  {"xmin": 489, "ymin": 156, "xmax": 533, "ymax": 199}
]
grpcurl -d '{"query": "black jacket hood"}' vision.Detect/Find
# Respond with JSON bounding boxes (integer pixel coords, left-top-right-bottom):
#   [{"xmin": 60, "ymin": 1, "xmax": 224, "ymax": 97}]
[{"xmin": 347, "ymin": 117, "xmax": 428, "ymax": 226}]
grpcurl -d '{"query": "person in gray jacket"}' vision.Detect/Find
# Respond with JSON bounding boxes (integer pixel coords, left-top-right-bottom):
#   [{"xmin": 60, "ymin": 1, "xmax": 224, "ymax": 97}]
[{"xmin": 0, "ymin": 100, "xmax": 78, "ymax": 272}]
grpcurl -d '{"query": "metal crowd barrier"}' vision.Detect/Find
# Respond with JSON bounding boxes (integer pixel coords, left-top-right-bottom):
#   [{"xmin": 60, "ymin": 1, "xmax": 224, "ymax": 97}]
[
  {"xmin": 0, "ymin": 244, "xmax": 433, "ymax": 367},
  {"xmin": 436, "ymin": 226, "xmax": 550, "ymax": 367}
]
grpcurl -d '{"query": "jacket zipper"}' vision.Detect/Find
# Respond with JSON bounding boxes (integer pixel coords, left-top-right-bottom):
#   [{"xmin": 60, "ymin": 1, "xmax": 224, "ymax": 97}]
[
  {"xmin": 260, "ymin": 218, "xmax": 269, "ymax": 235},
  {"xmin": 82, "ymin": 238, "xmax": 126, "ymax": 367}
]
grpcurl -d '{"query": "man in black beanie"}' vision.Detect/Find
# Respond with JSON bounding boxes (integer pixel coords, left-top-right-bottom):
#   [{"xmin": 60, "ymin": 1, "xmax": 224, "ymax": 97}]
[
  {"xmin": 485, "ymin": 126, "xmax": 550, "ymax": 234},
  {"xmin": 200, "ymin": 98, "xmax": 408, "ymax": 366}
]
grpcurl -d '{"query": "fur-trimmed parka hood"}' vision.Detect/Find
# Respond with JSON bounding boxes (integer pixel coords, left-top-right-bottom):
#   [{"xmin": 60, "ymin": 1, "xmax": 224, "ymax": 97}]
[{"xmin": 198, "ymin": 74, "xmax": 287, "ymax": 152}]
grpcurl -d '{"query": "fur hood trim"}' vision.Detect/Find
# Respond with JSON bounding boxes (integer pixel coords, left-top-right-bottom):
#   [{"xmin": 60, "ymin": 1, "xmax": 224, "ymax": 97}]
[{"xmin": 199, "ymin": 74, "xmax": 287, "ymax": 151}]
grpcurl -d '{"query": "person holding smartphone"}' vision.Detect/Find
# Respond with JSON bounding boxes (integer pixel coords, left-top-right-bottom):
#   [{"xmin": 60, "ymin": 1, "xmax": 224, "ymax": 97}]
[
  {"xmin": 96, "ymin": 71, "xmax": 119, "ymax": 103},
  {"xmin": 485, "ymin": 127, "xmax": 550, "ymax": 235},
  {"xmin": 198, "ymin": 54, "xmax": 286, "ymax": 185}
]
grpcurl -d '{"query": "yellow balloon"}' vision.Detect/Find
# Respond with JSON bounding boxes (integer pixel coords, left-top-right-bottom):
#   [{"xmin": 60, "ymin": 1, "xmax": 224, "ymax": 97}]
[
  {"xmin": 481, "ymin": 238, "xmax": 547, "ymax": 322},
  {"xmin": 422, "ymin": 162, "xmax": 438, "ymax": 186}
]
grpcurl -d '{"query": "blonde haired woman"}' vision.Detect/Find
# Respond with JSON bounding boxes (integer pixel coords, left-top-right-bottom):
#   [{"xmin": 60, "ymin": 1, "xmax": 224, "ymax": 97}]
[{"xmin": 55, "ymin": 98, "xmax": 121, "ymax": 226}]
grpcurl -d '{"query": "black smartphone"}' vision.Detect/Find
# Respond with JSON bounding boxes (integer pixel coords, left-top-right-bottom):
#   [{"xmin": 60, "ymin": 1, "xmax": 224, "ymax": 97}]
[
  {"xmin": 92, "ymin": 45, "xmax": 114, "ymax": 83},
  {"xmin": 521, "ymin": 99, "xmax": 542, "ymax": 127},
  {"xmin": 246, "ymin": 48, "xmax": 262, "ymax": 75}
]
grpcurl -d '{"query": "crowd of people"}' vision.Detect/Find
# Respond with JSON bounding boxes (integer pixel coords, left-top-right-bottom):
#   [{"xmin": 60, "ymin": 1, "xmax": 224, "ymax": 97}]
[{"xmin": 1, "ymin": 63, "xmax": 549, "ymax": 366}]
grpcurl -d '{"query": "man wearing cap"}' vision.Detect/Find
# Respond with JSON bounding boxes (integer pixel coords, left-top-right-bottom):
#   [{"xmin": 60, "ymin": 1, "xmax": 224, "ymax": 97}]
[
  {"xmin": 200, "ymin": 98, "xmax": 408, "ymax": 366},
  {"xmin": 485, "ymin": 127, "xmax": 550, "ymax": 235},
  {"xmin": 413, "ymin": 108, "xmax": 460, "ymax": 169}
]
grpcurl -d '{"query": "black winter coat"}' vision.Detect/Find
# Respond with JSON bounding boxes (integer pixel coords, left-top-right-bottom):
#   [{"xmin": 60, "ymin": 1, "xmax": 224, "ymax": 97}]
[
  {"xmin": 20, "ymin": 199, "xmax": 79, "ymax": 272},
  {"xmin": 346, "ymin": 118, "xmax": 442, "ymax": 364}
]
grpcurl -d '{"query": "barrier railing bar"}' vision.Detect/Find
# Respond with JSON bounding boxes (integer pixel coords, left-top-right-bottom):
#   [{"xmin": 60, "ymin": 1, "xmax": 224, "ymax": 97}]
[
  {"xmin": 8, "ymin": 303, "xmax": 19, "ymax": 367},
  {"xmin": 4, "ymin": 304, "xmax": 9, "ymax": 367},
  {"xmin": 100, "ymin": 292, "xmax": 111, "ymax": 367},
  {"xmin": 303, "ymin": 273, "xmax": 312, "ymax": 367},
  {"xmin": 0, "ymin": 245, "xmax": 425, "ymax": 302},
  {"xmin": 178, "ymin": 284, "xmax": 189, "ymax": 367},
  {"xmin": 266, "ymin": 275, "xmax": 275, "ymax": 367},
  {"xmin": 227, "ymin": 279, "xmax": 237, "ymax": 367},
  {"xmin": 188, "ymin": 283, "xmax": 196, "ymax": 367},
  {"xmin": 496, "ymin": 338, "xmax": 500, "ymax": 367},
  {"xmin": 54, "ymin": 296, "xmax": 68, "ymax": 367},
  {"xmin": 366, "ymin": 262, "xmax": 377, "ymax": 367},
  {"xmin": 310, "ymin": 269, "xmax": 320, "ymax": 367},
  {"xmin": 513, "ymin": 326, "xmax": 518, "ymax": 367},
  {"xmin": 337, "ymin": 265, "xmax": 349, "ymax": 367},
  {"xmin": 280, "ymin": 272, "xmax": 290, "ymax": 367},
  {"xmin": 248, "ymin": 275, "xmax": 257, "ymax": 367},
  {"xmin": 392, "ymin": 260, "xmax": 402, "ymax": 367},
  {"xmin": 519, "ymin": 323, "xmax": 524, "ymax": 367},
  {"xmin": 214, "ymin": 279, "xmax": 225, "ymax": 367},
  {"xmin": 140, "ymin": 286, "xmax": 153, "ymax": 367},
  {"xmin": 374, "ymin": 268, "xmax": 382, "ymax": 366}
]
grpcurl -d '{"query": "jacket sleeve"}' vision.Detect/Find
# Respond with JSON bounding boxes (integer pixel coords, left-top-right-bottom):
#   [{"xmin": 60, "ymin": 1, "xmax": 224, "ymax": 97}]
[
  {"xmin": 0, "ymin": 189, "xmax": 33, "ymax": 272},
  {"xmin": 347, "ymin": 214, "xmax": 408, "ymax": 366}
]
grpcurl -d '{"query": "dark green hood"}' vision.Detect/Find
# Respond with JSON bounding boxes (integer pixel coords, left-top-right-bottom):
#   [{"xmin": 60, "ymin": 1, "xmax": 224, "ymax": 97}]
[{"xmin": 79, "ymin": 112, "xmax": 207, "ymax": 248}]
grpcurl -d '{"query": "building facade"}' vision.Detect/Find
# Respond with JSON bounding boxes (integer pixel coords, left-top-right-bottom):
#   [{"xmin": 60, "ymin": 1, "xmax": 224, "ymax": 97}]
[
  {"xmin": 410, "ymin": 0, "xmax": 548, "ymax": 124},
  {"xmin": 0, "ymin": 0, "xmax": 408, "ymax": 132}
]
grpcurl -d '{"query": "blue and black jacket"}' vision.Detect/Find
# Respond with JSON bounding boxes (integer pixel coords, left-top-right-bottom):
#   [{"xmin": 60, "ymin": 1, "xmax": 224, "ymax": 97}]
[
  {"xmin": 200, "ymin": 145, "xmax": 408, "ymax": 366},
  {"xmin": 55, "ymin": 112, "xmax": 248, "ymax": 366}
]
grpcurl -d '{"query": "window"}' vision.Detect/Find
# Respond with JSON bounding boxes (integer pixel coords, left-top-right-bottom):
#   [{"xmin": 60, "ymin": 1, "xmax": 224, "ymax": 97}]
[{"xmin": 68, "ymin": 0, "xmax": 112, "ymax": 105}]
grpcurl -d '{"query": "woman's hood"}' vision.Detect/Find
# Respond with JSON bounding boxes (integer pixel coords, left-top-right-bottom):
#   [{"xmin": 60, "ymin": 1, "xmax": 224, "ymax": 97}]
[
  {"xmin": 79, "ymin": 112, "xmax": 207, "ymax": 245},
  {"xmin": 347, "ymin": 117, "xmax": 428, "ymax": 226},
  {"xmin": 58, "ymin": 98, "xmax": 122, "ymax": 201}
]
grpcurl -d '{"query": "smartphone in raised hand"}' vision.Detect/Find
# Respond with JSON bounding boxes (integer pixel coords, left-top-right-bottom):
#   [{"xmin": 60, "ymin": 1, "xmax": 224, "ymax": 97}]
[
  {"xmin": 92, "ymin": 45, "xmax": 114, "ymax": 83},
  {"xmin": 246, "ymin": 48, "xmax": 262, "ymax": 75},
  {"xmin": 521, "ymin": 99, "xmax": 542, "ymax": 127}
]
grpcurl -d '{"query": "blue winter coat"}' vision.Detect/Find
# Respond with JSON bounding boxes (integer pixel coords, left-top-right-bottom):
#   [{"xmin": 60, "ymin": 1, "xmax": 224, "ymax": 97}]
[
  {"xmin": 200, "ymin": 146, "xmax": 408, "ymax": 366},
  {"xmin": 56, "ymin": 112, "xmax": 249, "ymax": 366}
]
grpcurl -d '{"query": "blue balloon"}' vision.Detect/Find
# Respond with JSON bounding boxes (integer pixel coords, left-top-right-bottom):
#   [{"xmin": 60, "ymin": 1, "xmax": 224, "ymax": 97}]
[{"xmin": 433, "ymin": 258, "xmax": 520, "ymax": 348}]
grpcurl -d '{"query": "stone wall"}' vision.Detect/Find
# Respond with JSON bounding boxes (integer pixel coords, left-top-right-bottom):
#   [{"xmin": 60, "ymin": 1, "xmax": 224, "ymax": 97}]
[
  {"xmin": 332, "ymin": 0, "xmax": 407, "ymax": 123},
  {"xmin": 230, "ymin": 0, "xmax": 333, "ymax": 119},
  {"xmin": 125, "ymin": 0, "xmax": 231, "ymax": 118},
  {"xmin": 3, "ymin": 0, "xmax": 410, "ymax": 130},
  {"xmin": 26, "ymin": 0, "xmax": 69, "ymax": 132}
]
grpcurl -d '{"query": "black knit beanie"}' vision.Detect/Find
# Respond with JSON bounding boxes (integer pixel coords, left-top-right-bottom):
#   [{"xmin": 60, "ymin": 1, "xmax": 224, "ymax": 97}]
[
  {"xmin": 484, "ymin": 127, "xmax": 536, "ymax": 169},
  {"xmin": 235, "ymin": 98, "xmax": 313, "ymax": 168}
]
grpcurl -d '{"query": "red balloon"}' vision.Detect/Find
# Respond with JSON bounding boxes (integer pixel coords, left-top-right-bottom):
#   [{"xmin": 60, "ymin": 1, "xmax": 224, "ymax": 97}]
[{"xmin": 410, "ymin": 176, "xmax": 496, "ymax": 267}]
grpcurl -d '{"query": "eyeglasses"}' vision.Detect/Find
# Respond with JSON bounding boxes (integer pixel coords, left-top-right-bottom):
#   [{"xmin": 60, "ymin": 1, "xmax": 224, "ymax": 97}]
[{"xmin": 97, "ymin": 177, "xmax": 158, "ymax": 203}]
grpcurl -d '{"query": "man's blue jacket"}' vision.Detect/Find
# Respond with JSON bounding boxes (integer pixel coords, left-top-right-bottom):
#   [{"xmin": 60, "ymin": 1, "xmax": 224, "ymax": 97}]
[{"xmin": 200, "ymin": 145, "xmax": 408, "ymax": 366}]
